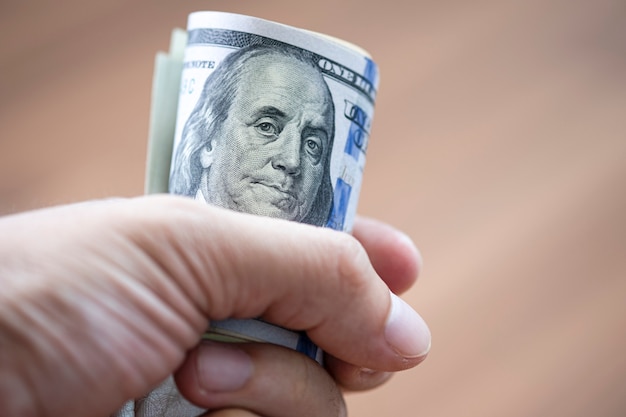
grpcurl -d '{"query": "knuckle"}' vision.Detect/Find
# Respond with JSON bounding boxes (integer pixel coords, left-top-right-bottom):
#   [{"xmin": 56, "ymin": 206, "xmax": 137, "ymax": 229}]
[{"xmin": 332, "ymin": 233, "xmax": 371, "ymax": 293}]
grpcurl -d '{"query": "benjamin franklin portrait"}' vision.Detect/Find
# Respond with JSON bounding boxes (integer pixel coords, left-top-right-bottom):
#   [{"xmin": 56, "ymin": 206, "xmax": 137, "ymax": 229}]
[{"xmin": 169, "ymin": 44, "xmax": 335, "ymax": 226}]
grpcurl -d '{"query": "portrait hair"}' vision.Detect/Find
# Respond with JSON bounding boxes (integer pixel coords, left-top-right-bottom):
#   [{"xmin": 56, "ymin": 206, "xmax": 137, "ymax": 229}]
[{"xmin": 169, "ymin": 43, "xmax": 335, "ymax": 227}]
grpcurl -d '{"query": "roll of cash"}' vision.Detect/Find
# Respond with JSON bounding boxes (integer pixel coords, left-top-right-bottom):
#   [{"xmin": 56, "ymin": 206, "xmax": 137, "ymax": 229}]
[{"xmin": 145, "ymin": 12, "xmax": 379, "ymax": 366}]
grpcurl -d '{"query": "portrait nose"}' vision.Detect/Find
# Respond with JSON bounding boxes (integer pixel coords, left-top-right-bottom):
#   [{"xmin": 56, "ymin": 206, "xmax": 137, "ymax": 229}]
[{"xmin": 271, "ymin": 126, "xmax": 301, "ymax": 175}]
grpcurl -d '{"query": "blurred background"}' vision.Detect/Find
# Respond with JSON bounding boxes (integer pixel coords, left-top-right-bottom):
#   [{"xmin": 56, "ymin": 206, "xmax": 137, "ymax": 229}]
[{"xmin": 1, "ymin": 0, "xmax": 625, "ymax": 416}]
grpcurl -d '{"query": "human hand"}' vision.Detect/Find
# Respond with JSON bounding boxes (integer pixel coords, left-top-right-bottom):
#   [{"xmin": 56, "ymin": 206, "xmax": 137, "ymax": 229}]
[{"xmin": 0, "ymin": 195, "xmax": 430, "ymax": 417}]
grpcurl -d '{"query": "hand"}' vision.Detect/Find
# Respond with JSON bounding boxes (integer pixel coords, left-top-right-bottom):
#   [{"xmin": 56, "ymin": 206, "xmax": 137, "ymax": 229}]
[{"xmin": 0, "ymin": 196, "xmax": 430, "ymax": 417}]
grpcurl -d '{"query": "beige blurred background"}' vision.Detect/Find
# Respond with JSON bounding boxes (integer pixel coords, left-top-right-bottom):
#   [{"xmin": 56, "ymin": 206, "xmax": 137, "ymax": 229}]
[{"xmin": 1, "ymin": 0, "xmax": 625, "ymax": 416}]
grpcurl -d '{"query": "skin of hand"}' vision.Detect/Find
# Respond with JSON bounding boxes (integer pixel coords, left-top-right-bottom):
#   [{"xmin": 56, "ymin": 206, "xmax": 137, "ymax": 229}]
[{"xmin": 0, "ymin": 195, "xmax": 430, "ymax": 417}]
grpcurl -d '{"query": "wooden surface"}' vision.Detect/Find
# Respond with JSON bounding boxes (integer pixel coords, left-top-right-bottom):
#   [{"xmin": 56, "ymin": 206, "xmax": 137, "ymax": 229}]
[{"xmin": 1, "ymin": 1, "xmax": 625, "ymax": 416}]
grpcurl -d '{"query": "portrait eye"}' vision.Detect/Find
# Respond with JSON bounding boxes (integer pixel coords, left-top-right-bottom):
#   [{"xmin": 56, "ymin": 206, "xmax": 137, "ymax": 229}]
[
  {"xmin": 304, "ymin": 137, "xmax": 323, "ymax": 162},
  {"xmin": 254, "ymin": 120, "xmax": 280, "ymax": 138}
]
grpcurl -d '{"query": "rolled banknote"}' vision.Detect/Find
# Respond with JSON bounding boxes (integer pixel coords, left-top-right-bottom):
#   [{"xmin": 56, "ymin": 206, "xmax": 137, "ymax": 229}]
[{"xmin": 145, "ymin": 12, "xmax": 379, "ymax": 366}]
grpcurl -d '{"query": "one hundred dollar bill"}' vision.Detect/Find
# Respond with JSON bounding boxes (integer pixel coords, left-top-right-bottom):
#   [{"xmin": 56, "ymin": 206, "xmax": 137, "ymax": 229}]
[{"xmin": 145, "ymin": 12, "xmax": 379, "ymax": 366}]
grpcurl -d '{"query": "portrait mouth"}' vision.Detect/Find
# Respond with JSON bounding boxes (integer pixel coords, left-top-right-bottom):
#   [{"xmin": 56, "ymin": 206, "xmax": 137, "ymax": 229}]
[
  {"xmin": 252, "ymin": 181, "xmax": 294, "ymax": 196},
  {"xmin": 250, "ymin": 181, "xmax": 302, "ymax": 209}
]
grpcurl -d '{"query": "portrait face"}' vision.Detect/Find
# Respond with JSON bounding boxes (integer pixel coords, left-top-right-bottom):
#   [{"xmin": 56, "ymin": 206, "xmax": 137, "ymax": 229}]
[{"xmin": 199, "ymin": 52, "xmax": 334, "ymax": 222}]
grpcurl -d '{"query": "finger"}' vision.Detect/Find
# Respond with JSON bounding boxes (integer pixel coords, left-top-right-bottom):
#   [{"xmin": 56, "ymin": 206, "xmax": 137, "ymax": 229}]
[
  {"xmin": 122, "ymin": 195, "xmax": 431, "ymax": 372},
  {"xmin": 352, "ymin": 216, "xmax": 422, "ymax": 295},
  {"xmin": 324, "ymin": 216, "xmax": 428, "ymax": 391},
  {"xmin": 323, "ymin": 354, "xmax": 394, "ymax": 391},
  {"xmin": 174, "ymin": 341, "xmax": 346, "ymax": 417}
]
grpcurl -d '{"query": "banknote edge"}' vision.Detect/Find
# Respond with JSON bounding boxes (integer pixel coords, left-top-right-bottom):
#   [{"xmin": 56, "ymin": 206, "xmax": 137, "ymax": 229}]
[{"xmin": 144, "ymin": 29, "xmax": 186, "ymax": 195}]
